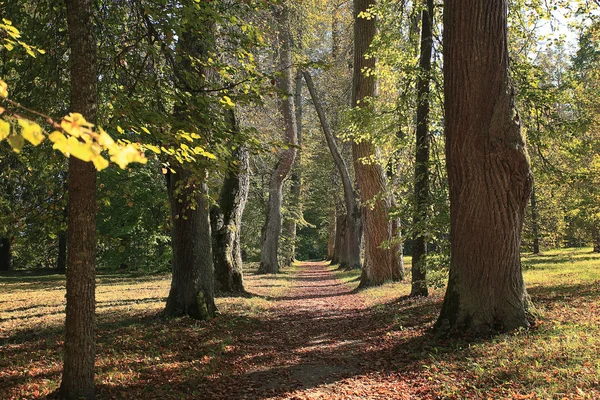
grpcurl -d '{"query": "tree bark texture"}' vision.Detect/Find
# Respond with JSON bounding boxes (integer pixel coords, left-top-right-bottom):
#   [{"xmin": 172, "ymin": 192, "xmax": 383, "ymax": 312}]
[
  {"xmin": 303, "ymin": 71, "xmax": 362, "ymax": 270},
  {"xmin": 0, "ymin": 238, "xmax": 11, "ymax": 272},
  {"xmin": 60, "ymin": 0, "xmax": 97, "ymax": 398},
  {"xmin": 165, "ymin": 168, "xmax": 216, "ymax": 319},
  {"xmin": 410, "ymin": 0, "xmax": 434, "ymax": 297},
  {"xmin": 436, "ymin": 0, "xmax": 534, "ymax": 334},
  {"xmin": 353, "ymin": 0, "xmax": 396, "ymax": 286},
  {"xmin": 259, "ymin": 3, "xmax": 298, "ymax": 274},
  {"xmin": 530, "ymin": 182, "xmax": 540, "ymax": 254},
  {"xmin": 212, "ymin": 110, "xmax": 250, "ymax": 293}
]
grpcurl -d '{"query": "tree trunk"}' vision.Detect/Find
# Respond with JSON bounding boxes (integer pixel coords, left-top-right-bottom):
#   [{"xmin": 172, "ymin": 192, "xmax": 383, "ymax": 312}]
[
  {"xmin": 60, "ymin": 1, "xmax": 98, "ymax": 398},
  {"xmin": 352, "ymin": 0, "xmax": 396, "ymax": 286},
  {"xmin": 332, "ymin": 212, "xmax": 347, "ymax": 266},
  {"xmin": 282, "ymin": 70, "xmax": 304, "ymax": 266},
  {"xmin": 327, "ymin": 207, "xmax": 336, "ymax": 260},
  {"xmin": 435, "ymin": 0, "xmax": 533, "ymax": 334},
  {"xmin": 212, "ymin": 109, "xmax": 250, "ymax": 293},
  {"xmin": 410, "ymin": 0, "xmax": 434, "ymax": 297},
  {"xmin": 303, "ymin": 71, "xmax": 362, "ymax": 270},
  {"xmin": 165, "ymin": 168, "xmax": 216, "ymax": 319},
  {"xmin": 57, "ymin": 202, "xmax": 68, "ymax": 273},
  {"xmin": 530, "ymin": 182, "xmax": 540, "ymax": 255},
  {"xmin": 592, "ymin": 227, "xmax": 600, "ymax": 253},
  {"xmin": 0, "ymin": 238, "xmax": 11, "ymax": 272},
  {"xmin": 259, "ymin": 3, "xmax": 298, "ymax": 274},
  {"xmin": 60, "ymin": 0, "xmax": 98, "ymax": 399}
]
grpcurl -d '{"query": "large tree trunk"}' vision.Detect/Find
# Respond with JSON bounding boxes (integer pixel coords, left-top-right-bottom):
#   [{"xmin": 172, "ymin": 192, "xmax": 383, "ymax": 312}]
[
  {"xmin": 352, "ymin": 0, "xmax": 396, "ymax": 286},
  {"xmin": 303, "ymin": 71, "xmax": 362, "ymax": 270},
  {"xmin": 435, "ymin": 0, "xmax": 533, "ymax": 334},
  {"xmin": 530, "ymin": 182, "xmax": 541, "ymax": 255},
  {"xmin": 259, "ymin": 3, "xmax": 298, "ymax": 274},
  {"xmin": 212, "ymin": 110, "xmax": 250, "ymax": 294},
  {"xmin": 60, "ymin": 0, "xmax": 97, "ymax": 398},
  {"xmin": 0, "ymin": 238, "xmax": 11, "ymax": 272},
  {"xmin": 165, "ymin": 168, "xmax": 216, "ymax": 319},
  {"xmin": 410, "ymin": 0, "xmax": 434, "ymax": 297}
]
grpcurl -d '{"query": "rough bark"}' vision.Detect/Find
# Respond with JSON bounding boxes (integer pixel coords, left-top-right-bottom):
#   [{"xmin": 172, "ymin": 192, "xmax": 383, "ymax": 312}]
[
  {"xmin": 60, "ymin": 0, "xmax": 97, "ymax": 397},
  {"xmin": 259, "ymin": 3, "xmax": 298, "ymax": 274},
  {"xmin": 165, "ymin": 168, "xmax": 216, "ymax": 319},
  {"xmin": 212, "ymin": 109, "xmax": 250, "ymax": 293},
  {"xmin": 435, "ymin": 0, "xmax": 534, "ymax": 334},
  {"xmin": 410, "ymin": 0, "xmax": 434, "ymax": 297},
  {"xmin": 352, "ymin": 0, "xmax": 396, "ymax": 286},
  {"xmin": 530, "ymin": 182, "xmax": 540, "ymax": 255},
  {"xmin": 0, "ymin": 238, "xmax": 11, "ymax": 272},
  {"xmin": 303, "ymin": 71, "xmax": 362, "ymax": 270}
]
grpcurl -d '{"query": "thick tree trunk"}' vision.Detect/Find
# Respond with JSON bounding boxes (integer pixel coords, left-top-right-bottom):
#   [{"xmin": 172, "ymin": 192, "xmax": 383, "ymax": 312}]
[
  {"xmin": 60, "ymin": 1, "xmax": 97, "ymax": 398},
  {"xmin": 165, "ymin": 168, "xmax": 216, "ymax": 319},
  {"xmin": 259, "ymin": 3, "xmax": 298, "ymax": 274},
  {"xmin": 410, "ymin": 0, "xmax": 434, "ymax": 297},
  {"xmin": 530, "ymin": 182, "xmax": 540, "ymax": 255},
  {"xmin": 0, "ymin": 238, "xmax": 11, "ymax": 272},
  {"xmin": 212, "ymin": 110, "xmax": 250, "ymax": 293},
  {"xmin": 303, "ymin": 71, "xmax": 362, "ymax": 270},
  {"xmin": 352, "ymin": 0, "xmax": 396, "ymax": 286},
  {"xmin": 435, "ymin": 0, "xmax": 533, "ymax": 334}
]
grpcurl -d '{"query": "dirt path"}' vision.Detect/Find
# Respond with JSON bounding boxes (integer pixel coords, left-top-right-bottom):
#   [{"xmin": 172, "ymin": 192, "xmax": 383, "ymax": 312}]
[{"xmin": 202, "ymin": 261, "xmax": 436, "ymax": 400}]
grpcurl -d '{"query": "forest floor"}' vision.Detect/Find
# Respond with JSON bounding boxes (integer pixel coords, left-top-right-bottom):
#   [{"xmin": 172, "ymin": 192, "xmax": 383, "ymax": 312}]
[{"xmin": 1, "ymin": 248, "xmax": 600, "ymax": 399}]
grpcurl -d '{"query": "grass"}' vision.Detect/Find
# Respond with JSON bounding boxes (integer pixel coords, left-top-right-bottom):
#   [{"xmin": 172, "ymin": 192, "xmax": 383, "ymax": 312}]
[{"xmin": 1, "ymin": 249, "xmax": 599, "ymax": 399}]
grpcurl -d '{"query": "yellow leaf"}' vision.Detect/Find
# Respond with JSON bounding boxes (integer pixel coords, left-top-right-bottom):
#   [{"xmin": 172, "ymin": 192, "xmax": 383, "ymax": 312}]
[
  {"xmin": 141, "ymin": 126, "xmax": 151, "ymax": 134},
  {"xmin": 110, "ymin": 144, "xmax": 147, "ymax": 169},
  {"xmin": 18, "ymin": 119, "xmax": 44, "ymax": 146},
  {"xmin": 0, "ymin": 80, "xmax": 8, "ymax": 98},
  {"xmin": 61, "ymin": 113, "xmax": 93, "ymax": 138},
  {"xmin": 145, "ymin": 144, "xmax": 161, "ymax": 154},
  {"xmin": 7, "ymin": 135, "xmax": 24, "ymax": 153},
  {"xmin": 67, "ymin": 136, "xmax": 93, "ymax": 162},
  {"xmin": 48, "ymin": 130, "xmax": 67, "ymax": 143},
  {"xmin": 0, "ymin": 119, "xmax": 10, "ymax": 141},
  {"xmin": 92, "ymin": 155, "xmax": 109, "ymax": 171},
  {"xmin": 220, "ymin": 95, "xmax": 235, "ymax": 108}
]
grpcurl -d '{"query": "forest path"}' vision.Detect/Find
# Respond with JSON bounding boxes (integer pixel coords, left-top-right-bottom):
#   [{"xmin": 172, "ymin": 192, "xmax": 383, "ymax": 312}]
[{"xmin": 207, "ymin": 261, "xmax": 434, "ymax": 400}]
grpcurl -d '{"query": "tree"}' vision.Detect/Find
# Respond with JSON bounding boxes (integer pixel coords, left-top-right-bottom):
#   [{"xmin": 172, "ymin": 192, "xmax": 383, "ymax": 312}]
[
  {"xmin": 410, "ymin": 0, "xmax": 434, "ymax": 297},
  {"xmin": 435, "ymin": 0, "xmax": 533, "ymax": 334},
  {"xmin": 352, "ymin": 0, "xmax": 399, "ymax": 286},
  {"xmin": 303, "ymin": 70, "xmax": 362, "ymax": 270},
  {"xmin": 259, "ymin": 2, "xmax": 298, "ymax": 274},
  {"xmin": 212, "ymin": 109, "xmax": 250, "ymax": 293},
  {"xmin": 60, "ymin": 0, "xmax": 98, "ymax": 397}
]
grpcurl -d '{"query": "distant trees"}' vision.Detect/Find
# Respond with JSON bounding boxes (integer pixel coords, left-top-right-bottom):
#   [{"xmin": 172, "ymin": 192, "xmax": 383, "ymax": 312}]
[{"xmin": 435, "ymin": 0, "xmax": 533, "ymax": 333}]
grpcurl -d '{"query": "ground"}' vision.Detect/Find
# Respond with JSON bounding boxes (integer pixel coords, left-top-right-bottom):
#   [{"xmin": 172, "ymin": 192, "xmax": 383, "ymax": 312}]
[{"xmin": 1, "ymin": 248, "xmax": 600, "ymax": 399}]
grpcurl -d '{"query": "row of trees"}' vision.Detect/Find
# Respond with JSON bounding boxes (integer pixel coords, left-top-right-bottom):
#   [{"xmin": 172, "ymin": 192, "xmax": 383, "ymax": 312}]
[{"xmin": 2, "ymin": 0, "xmax": 600, "ymax": 398}]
